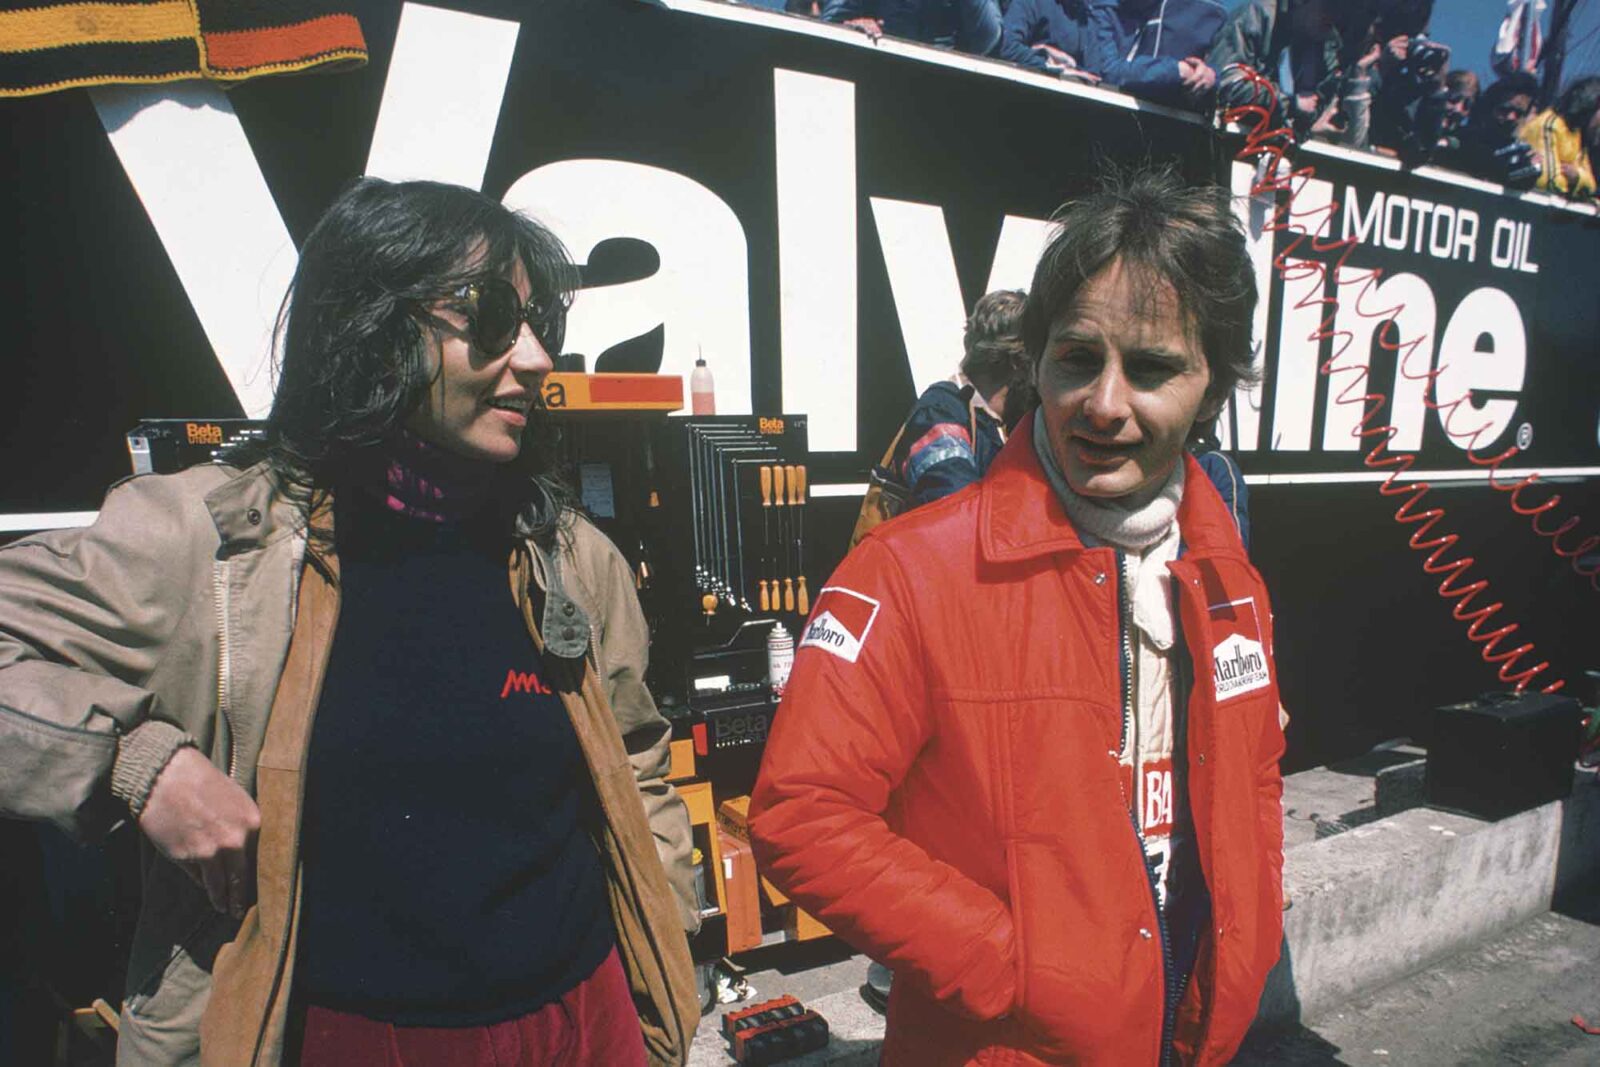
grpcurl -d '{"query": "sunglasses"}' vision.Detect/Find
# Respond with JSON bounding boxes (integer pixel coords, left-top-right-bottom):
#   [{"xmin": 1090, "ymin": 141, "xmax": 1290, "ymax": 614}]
[{"xmin": 448, "ymin": 278, "xmax": 566, "ymax": 356}]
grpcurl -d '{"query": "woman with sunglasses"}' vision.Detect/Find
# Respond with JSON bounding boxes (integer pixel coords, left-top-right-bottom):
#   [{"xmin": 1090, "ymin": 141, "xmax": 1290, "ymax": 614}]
[{"xmin": 0, "ymin": 178, "xmax": 700, "ymax": 1066}]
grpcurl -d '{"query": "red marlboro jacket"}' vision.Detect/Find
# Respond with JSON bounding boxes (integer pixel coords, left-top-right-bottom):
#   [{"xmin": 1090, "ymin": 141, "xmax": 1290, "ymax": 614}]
[{"xmin": 750, "ymin": 420, "xmax": 1285, "ymax": 1066}]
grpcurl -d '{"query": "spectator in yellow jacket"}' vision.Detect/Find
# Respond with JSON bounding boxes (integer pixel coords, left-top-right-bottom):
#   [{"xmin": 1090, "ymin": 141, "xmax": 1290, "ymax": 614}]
[{"xmin": 1520, "ymin": 75, "xmax": 1599, "ymax": 199}]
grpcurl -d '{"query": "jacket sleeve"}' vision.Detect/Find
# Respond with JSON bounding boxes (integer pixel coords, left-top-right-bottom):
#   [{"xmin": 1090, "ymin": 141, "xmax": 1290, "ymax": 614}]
[
  {"xmin": 1337, "ymin": 70, "xmax": 1373, "ymax": 149},
  {"xmin": 750, "ymin": 537, "xmax": 1017, "ymax": 1021},
  {"xmin": 1082, "ymin": 1, "xmax": 1182, "ymax": 94},
  {"xmin": 820, "ymin": 0, "xmax": 867, "ymax": 22},
  {"xmin": 1258, "ymin": 614, "xmax": 1287, "ymax": 912},
  {"xmin": 0, "ymin": 476, "xmax": 212, "ymax": 841},
  {"xmin": 896, "ymin": 384, "xmax": 983, "ymax": 507},
  {"xmin": 998, "ymin": 0, "xmax": 1051, "ymax": 70},
  {"xmin": 584, "ymin": 528, "xmax": 701, "ymax": 933},
  {"xmin": 1212, "ymin": 1, "xmax": 1272, "ymax": 110}
]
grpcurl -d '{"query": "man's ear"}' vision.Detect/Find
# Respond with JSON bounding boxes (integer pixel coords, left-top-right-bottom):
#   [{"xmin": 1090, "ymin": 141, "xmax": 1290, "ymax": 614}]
[{"xmin": 1197, "ymin": 387, "xmax": 1228, "ymax": 425}]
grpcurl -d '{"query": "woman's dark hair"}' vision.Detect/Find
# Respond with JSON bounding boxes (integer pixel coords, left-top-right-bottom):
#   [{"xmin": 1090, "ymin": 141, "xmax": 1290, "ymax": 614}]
[
  {"xmin": 1471, "ymin": 72, "xmax": 1539, "ymax": 134},
  {"xmin": 241, "ymin": 178, "xmax": 578, "ymax": 530},
  {"xmin": 959, "ymin": 289, "xmax": 1027, "ymax": 397},
  {"xmin": 1020, "ymin": 166, "xmax": 1260, "ymax": 410},
  {"xmin": 1556, "ymin": 76, "xmax": 1600, "ymax": 134}
]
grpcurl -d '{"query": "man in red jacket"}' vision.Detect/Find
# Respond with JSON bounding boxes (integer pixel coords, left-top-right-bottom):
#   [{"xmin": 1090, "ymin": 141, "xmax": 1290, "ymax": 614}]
[{"xmin": 750, "ymin": 166, "xmax": 1285, "ymax": 1066}]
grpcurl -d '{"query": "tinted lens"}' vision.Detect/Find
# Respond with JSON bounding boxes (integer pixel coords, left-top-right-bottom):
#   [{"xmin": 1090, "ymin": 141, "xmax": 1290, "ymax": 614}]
[
  {"xmin": 471, "ymin": 279, "xmax": 523, "ymax": 354},
  {"xmin": 529, "ymin": 294, "xmax": 566, "ymax": 355}
]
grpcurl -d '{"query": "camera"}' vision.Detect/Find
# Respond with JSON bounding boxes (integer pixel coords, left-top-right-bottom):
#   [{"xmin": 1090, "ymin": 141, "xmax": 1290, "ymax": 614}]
[
  {"xmin": 1493, "ymin": 140, "xmax": 1541, "ymax": 188},
  {"xmin": 1400, "ymin": 35, "xmax": 1450, "ymax": 84}
]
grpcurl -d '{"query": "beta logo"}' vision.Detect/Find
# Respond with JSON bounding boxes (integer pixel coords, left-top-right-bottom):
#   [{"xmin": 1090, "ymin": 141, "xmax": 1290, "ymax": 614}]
[
  {"xmin": 1208, "ymin": 596, "xmax": 1272, "ymax": 700},
  {"xmin": 186, "ymin": 422, "xmax": 223, "ymax": 445},
  {"xmin": 799, "ymin": 586, "xmax": 881, "ymax": 664}
]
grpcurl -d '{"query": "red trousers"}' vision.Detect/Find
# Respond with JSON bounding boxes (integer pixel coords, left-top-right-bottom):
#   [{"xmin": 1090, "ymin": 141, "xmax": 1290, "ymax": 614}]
[{"xmin": 295, "ymin": 948, "xmax": 647, "ymax": 1067}]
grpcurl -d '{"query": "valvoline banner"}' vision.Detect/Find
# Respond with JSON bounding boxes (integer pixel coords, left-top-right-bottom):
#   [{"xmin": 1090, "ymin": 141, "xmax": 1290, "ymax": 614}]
[
  {"xmin": 4, "ymin": 0, "xmax": 1596, "ymax": 514},
  {"xmin": 2, "ymin": 0, "xmax": 1596, "ymax": 761}
]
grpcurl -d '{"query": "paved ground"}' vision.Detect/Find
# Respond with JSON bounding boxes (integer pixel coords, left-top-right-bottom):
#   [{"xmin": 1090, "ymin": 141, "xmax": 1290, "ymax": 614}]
[
  {"xmin": 689, "ymin": 904, "xmax": 1600, "ymax": 1066},
  {"xmin": 1235, "ymin": 903, "xmax": 1600, "ymax": 1066}
]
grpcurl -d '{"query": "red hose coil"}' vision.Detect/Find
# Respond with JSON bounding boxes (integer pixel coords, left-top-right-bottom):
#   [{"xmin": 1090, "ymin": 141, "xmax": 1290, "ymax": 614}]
[{"xmin": 1222, "ymin": 67, "xmax": 1574, "ymax": 693}]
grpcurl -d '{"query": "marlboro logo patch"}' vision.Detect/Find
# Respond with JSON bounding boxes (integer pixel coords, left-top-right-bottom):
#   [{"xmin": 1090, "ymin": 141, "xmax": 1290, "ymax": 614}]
[
  {"xmin": 799, "ymin": 586, "xmax": 881, "ymax": 663},
  {"xmin": 1208, "ymin": 597, "xmax": 1271, "ymax": 700}
]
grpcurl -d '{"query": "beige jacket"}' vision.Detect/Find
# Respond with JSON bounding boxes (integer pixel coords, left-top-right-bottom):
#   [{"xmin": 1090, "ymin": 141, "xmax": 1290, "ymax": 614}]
[{"xmin": 0, "ymin": 461, "xmax": 699, "ymax": 1065}]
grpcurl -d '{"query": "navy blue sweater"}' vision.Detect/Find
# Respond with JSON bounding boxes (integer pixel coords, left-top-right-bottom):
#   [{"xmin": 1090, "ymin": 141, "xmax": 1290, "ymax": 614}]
[
  {"xmin": 999, "ymin": 0, "xmax": 1090, "ymax": 71},
  {"xmin": 296, "ymin": 493, "xmax": 613, "ymax": 1025},
  {"xmin": 1083, "ymin": 0, "xmax": 1227, "ymax": 104}
]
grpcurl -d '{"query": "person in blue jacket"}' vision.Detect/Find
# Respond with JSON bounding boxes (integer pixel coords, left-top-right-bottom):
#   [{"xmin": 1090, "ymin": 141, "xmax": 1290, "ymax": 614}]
[
  {"xmin": 1083, "ymin": 0, "xmax": 1228, "ymax": 108},
  {"xmin": 889, "ymin": 289, "xmax": 1028, "ymax": 508},
  {"xmin": 821, "ymin": 0, "xmax": 1002, "ymax": 55},
  {"xmin": 998, "ymin": 0, "xmax": 1096, "ymax": 81}
]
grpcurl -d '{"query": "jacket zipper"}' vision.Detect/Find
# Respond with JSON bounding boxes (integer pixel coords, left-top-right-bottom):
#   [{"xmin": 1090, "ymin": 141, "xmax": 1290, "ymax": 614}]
[
  {"xmin": 1115, "ymin": 550, "xmax": 1176, "ymax": 1067},
  {"xmin": 213, "ymin": 560, "xmax": 238, "ymax": 779}
]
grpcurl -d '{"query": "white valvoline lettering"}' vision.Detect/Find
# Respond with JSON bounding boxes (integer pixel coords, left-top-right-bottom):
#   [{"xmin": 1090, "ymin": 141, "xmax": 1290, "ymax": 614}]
[
  {"xmin": 504, "ymin": 160, "xmax": 754, "ymax": 415},
  {"xmin": 1434, "ymin": 287, "xmax": 1527, "ymax": 450},
  {"xmin": 1259, "ymin": 262, "xmax": 1524, "ymax": 456},
  {"xmin": 1325, "ymin": 271, "xmax": 1437, "ymax": 452},
  {"xmin": 95, "ymin": 12, "xmax": 1537, "ymax": 476}
]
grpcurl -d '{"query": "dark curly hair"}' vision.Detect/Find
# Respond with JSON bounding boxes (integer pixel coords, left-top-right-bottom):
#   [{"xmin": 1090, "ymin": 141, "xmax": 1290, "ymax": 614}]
[
  {"xmin": 959, "ymin": 289, "xmax": 1028, "ymax": 398},
  {"xmin": 1556, "ymin": 76, "xmax": 1600, "ymax": 136},
  {"xmin": 235, "ymin": 177, "xmax": 578, "ymax": 534},
  {"xmin": 1020, "ymin": 165, "xmax": 1260, "ymax": 413}
]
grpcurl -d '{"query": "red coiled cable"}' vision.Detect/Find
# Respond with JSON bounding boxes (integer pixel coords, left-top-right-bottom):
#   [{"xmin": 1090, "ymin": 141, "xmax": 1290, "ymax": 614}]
[{"xmin": 1221, "ymin": 67, "xmax": 1569, "ymax": 694}]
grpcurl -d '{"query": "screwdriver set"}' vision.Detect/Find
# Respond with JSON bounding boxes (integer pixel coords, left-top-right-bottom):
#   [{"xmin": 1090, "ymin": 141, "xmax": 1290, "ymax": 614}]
[{"xmin": 638, "ymin": 415, "xmax": 813, "ymax": 700}]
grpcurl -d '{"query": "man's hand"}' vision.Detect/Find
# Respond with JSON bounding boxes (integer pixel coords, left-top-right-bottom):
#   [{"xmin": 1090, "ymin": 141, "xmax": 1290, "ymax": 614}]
[
  {"xmin": 1309, "ymin": 98, "xmax": 1345, "ymax": 137},
  {"xmin": 139, "ymin": 746, "xmax": 261, "ymax": 917},
  {"xmin": 1560, "ymin": 162, "xmax": 1582, "ymax": 186},
  {"xmin": 1033, "ymin": 43, "xmax": 1076, "ymax": 69},
  {"xmin": 1178, "ymin": 57, "xmax": 1216, "ymax": 95},
  {"xmin": 1357, "ymin": 42, "xmax": 1382, "ymax": 71},
  {"xmin": 842, "ymin": 17, "xmax": 883, "ymax": 40},
  {"xmin": 1384, "ymin": 35, "xmax": 1410, "ymax": 65}
]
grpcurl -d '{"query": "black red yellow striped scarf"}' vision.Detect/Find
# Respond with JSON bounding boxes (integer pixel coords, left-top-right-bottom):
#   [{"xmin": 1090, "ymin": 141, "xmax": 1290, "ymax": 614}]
[{"xmin": 0, "ymin": 0, "xmax": 366, "ymax": 97}]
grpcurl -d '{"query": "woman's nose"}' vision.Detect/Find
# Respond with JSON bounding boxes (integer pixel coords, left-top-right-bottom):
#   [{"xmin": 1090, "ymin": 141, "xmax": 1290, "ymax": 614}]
[{"xmin": 506, "ymin": 323, "xmax": 554, "ymax": 378}]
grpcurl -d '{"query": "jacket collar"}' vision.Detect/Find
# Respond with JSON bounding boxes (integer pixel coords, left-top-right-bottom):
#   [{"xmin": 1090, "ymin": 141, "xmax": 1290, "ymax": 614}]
[
  {"xmin": 978, "ymin": 417, "xmax": 1249, "ymax": 565},
  {"xmin": 202, "ymin": 462, "xmax": 310, "ymax": 551},
  {"xmin": 978, "ymin": 416, "xmax": 1089, "ymax": 564}
]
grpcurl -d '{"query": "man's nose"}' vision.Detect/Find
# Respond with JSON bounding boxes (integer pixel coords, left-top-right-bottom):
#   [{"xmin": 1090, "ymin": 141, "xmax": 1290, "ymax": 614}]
[{"xmin": 1083, "ymin": 367, "xmax": 1131, "ymax": 425}]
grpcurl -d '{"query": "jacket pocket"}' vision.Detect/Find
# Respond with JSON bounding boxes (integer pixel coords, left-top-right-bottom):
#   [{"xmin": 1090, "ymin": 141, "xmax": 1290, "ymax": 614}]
[
  {"xmin": 1005, "ymin": 837, "xmax": 1149, "ymax": 1058},
  {"xmin": 121, "ymin": 908, "xmax": 238, "ymax": 1063}
]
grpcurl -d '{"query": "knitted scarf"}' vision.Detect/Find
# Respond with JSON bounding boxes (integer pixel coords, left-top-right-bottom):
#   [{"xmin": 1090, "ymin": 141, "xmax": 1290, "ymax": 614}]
[
  {"xmin": 365, "ymin": 431, "xmax": 497, "ymax": 524},
  {"xmin": 1033, "ymin": 409, "xmax": 1183, "ymax": 649}
]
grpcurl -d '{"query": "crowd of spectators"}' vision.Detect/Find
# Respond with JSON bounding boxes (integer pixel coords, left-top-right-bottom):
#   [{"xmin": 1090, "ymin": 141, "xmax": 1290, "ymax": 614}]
[{"xmin": 753, "ymin": 0, "xmax": 1599, "ymax": 201}]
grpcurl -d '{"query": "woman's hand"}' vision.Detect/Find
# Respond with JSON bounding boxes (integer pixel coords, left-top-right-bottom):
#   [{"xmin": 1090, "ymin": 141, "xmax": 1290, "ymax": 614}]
[{"xmin": 139, "ymin": 747, "xmax": 261, "ymax": 917}]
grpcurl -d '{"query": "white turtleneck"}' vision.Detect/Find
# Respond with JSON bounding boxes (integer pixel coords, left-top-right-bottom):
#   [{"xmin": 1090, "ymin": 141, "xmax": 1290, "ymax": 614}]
[{"xmin": 1033, "ymin": 410, "xmax": 1191, "ymax": 911}]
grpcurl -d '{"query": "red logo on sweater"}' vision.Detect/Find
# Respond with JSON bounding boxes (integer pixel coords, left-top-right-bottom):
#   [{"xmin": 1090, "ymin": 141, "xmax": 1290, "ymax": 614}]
[
  {"xmin": 501, "ymin": 669, "xmax": 554, "ymax": 698},
  {"xmin": 799, "ymin": 586, "xmax": 881, "ymax": 664}
]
